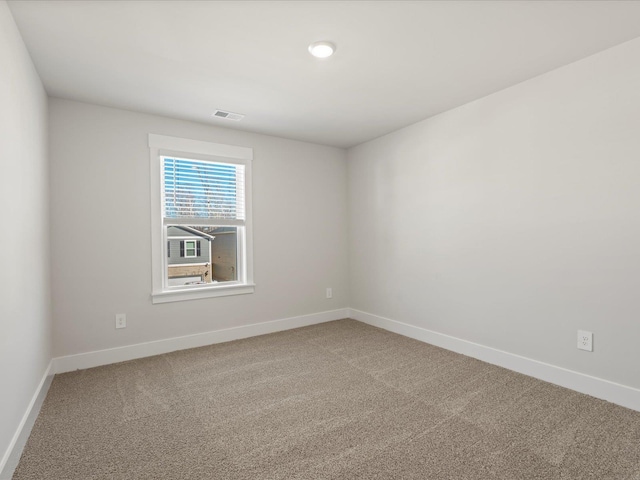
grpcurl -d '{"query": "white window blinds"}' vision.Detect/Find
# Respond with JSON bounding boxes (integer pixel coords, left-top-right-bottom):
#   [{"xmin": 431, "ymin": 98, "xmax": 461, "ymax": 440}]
[{"xmin": 162, "ymin": 156, "xmax": 245, "ymax": 223}]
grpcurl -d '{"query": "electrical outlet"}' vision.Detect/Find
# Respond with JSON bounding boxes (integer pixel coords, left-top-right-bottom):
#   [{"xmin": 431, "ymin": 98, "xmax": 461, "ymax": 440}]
[
  {"xmin": 577, "ymin": 330, "xmax": 593, "ymax": 352},
  {"xmin": 115, "ymin": 313, "xmax": 127, "ymax": 329},
  {"xmin": 326, "ymin": 287, "xmax": 333, "ymax": 299}
]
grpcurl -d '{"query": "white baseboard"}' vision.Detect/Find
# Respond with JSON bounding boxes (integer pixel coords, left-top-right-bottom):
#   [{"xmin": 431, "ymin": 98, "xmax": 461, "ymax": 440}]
[
  {"xmin": 350, "ymin": 308, "xmax": 640, "ymax": 413},
  {"xmin": 0, "ymin": 360, "xmax": 54, "ymax": 478},
  {"xmin": 54, "ymin": 308, "xmax": 350, "ymax": 374}
]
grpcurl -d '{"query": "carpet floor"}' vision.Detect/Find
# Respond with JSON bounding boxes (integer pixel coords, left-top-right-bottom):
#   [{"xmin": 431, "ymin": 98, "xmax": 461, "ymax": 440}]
[{"xmin": 12, "ymin": 319, "xmax": 640, "ymax": 479}]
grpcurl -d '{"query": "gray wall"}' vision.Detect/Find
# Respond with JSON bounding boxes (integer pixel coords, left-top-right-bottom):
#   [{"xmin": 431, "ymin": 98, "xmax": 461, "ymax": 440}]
[
  {"xmin": 211, "ymin": 232, "xmax": 237, "ymax": 281},
  {"xmin": 49, "ymin": 98, "xmax": 349, "ymax": 357},
  {"xmin": 348, "ymin": 37, "xmax": 640, "ymax": 389},
  {"xmin": 0, "ymin": 0, "xmax": 51, "ymax": 467}
]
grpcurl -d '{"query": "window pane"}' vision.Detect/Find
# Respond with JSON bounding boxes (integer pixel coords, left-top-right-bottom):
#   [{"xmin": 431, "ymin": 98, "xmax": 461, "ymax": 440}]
[
  {"xmin": 166, "ymin": 225, "xmax": 238, "ymax": 287},
  {"xmin": 185, "ymin": 240, "xmax": 196, "ymax": 257},
  {"xmin": 163, "ymin": 157, "xmax": 245, "ymax": 220}
]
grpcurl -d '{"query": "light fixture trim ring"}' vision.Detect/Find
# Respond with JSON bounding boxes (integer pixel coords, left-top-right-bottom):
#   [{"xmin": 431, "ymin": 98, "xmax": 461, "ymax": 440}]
[{"xmin": 308, "ymin": 41, "xmax": 336, "ymax": 58}]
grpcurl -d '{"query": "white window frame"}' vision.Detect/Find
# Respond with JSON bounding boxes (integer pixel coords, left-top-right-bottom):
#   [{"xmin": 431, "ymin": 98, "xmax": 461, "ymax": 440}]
[
  {"xmin": 184, "ymin": 240, "xmax": 197, "ymax": 258},
  {"xmin": 149, "ymin": 134, "xmax": 254, "ymax": 304}
]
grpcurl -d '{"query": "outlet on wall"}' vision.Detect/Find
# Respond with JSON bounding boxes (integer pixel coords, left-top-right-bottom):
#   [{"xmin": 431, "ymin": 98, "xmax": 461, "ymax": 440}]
[
  {"xmin": 577, "ymin": 330, "xmax": 593, "ymax": 352},
  {"xmin": 115, "ymin": 313, "xmax": 127, "ymax": 329},
  {"xmin": 326, "ymin": 287, "xmax": 333, "ymax": 299}
]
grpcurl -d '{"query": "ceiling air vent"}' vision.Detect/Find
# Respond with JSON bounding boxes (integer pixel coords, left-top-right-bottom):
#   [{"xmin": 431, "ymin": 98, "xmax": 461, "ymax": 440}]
[{"xmin": 211, "ymin": 109, "xmax": 244, "ymax": 121}]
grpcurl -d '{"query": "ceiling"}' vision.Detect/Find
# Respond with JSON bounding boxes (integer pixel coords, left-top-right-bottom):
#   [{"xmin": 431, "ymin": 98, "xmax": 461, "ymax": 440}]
[{"xmin": 8, "ymin": 1, "xmax": 640, "ymax": 148}]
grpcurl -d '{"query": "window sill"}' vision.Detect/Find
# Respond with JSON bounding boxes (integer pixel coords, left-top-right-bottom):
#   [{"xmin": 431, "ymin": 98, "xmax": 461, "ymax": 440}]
[{"xmin": 152, "ymin": 283, "xmax": 255, "ymax": 304}]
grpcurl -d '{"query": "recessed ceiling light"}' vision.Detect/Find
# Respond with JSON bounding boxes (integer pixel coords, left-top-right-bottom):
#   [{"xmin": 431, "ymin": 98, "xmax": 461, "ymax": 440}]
[{"xmin": 308, "ymin": 41, "xmax": 336, "ymax": 59}]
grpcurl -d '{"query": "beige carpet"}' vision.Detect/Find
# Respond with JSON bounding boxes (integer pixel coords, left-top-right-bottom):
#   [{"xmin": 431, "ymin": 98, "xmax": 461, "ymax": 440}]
[{"xmin": 12, "ymin": 319, "xmax": 640, "ymax": 479}]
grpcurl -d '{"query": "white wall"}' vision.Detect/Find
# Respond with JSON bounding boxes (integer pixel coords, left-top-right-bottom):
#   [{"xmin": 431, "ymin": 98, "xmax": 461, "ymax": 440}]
[
  {"xmin": 0, "ymin": 0, "xmax": 51, "ymax": 465},
  {"xmin": 49, "ymin": 99, "xmax": 348, "ymax": 357},
  {"xmin": 348, "ymin": 37, "xmax": 640, "ymax": 389}
]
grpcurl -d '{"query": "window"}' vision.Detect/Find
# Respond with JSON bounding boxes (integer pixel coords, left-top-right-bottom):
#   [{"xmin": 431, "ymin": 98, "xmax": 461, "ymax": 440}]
[
  {"xmin": 182, "ymin": 240, "xmax": 199, "ymax": 258},
  {"xmin": 149, "ymin": 134, "xmax": 254, "ymax": 303}
]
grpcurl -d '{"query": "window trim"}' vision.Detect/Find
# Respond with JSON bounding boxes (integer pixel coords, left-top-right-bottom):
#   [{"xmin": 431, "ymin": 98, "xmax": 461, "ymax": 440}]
[
  {"xmin": 183, "ymin": 240, "xmax": 197, "ymax": 258},
  {"xmin": 149, "ymin": 134, "xmax": 254, "ymax": 304}
]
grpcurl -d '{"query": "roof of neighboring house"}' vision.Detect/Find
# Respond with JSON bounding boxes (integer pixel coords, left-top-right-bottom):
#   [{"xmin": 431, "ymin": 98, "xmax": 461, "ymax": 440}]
[{"xmin": 167, "ymin": 225, "xmax": 215, "ymax": 240}]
